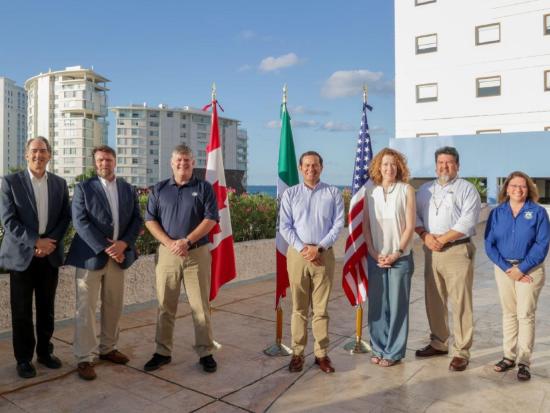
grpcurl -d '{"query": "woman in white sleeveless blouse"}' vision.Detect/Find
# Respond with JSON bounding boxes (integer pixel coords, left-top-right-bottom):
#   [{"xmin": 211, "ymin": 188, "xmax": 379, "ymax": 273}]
[{"xmin": 363, "ymin": 148, "xmax": 416, "ymax": 367}]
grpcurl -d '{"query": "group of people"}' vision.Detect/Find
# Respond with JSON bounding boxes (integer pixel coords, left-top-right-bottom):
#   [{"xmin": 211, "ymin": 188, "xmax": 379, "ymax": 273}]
[
  {"xmin": 0, "ymin": 138, "xmax": 220, "ymax": 380},
  {"xmin": 1, "ymin": 137, "xmax": 548, "ymax": 384},
  {"xmin": 280, "ymin": 146, "xmax": 549, "ymax": 382}
]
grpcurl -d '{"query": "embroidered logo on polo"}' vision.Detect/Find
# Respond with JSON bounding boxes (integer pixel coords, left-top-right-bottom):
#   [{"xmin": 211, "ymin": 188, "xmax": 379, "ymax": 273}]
[
  {"xmin": 524, "ymin": 211, "xmax": 533, "ymax": 220},
  {"xmin": 192, "ymin": 192, "xmax": 198, "ymax": 197}
]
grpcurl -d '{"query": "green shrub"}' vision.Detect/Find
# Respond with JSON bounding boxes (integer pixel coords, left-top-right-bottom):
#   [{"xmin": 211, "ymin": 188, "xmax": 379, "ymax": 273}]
[{"xmin": 228, "ymin": 191, "xmax": 277, "ymax": 242}]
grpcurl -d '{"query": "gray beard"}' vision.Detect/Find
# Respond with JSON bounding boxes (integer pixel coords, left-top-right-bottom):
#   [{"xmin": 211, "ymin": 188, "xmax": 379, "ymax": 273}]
[{"xmin": 438, "ymin": 175, "xmax": 451, "ymax": 185}]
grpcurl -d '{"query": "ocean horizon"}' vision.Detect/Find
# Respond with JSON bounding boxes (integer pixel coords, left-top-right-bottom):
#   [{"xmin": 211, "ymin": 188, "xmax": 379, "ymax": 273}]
[{"xmin": 247, "ymin": 185, "xmax": 350, "ymax": 198}]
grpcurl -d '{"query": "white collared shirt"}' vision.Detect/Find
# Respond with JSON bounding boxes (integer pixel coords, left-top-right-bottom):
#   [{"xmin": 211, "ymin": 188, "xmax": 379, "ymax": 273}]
[
  {"xmin": 416, "ymin": 177, "xmax": 481, "ymax": 237},
  {"xmin": 99, "ymin": 176, "xmax": 119, "ymax": 240},
  {"xmin": 28, "ymin": 168, "xmax": 48, "ymax": 235}
]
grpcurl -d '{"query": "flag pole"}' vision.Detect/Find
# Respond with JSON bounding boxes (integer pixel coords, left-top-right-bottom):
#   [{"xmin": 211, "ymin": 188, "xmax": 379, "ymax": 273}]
[
  {"xmin": 343, "ymin": 84, "xmax": 371, "ymax": 354},
  {"xmin": 264, "ymin": 83, "xmax": 292, "ymax": 357}
]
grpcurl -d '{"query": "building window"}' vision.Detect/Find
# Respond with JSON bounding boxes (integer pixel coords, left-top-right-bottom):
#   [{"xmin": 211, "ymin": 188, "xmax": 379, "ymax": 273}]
[
  {"xmin": 167, "ymin": 112, "xmax": 173, "ymax": 117},
  {"xmin": 476, "ymin": 129, "xmax": 501, "ymax": 134},
  {"xmin": 416, "ymin": 132, "xmax": 439, "ymax": 137},
  {"xmin": 415, "ymin": 0, "xmax": 436, "ymax": 5},
  {"xmin": 476, "ymin": 23, "xmax": 500, "ymax": 45},
  {"xmin": 545, "ymin": 70, "xmax": 550, "ymax": 91},
  {"xmin": 544, "ymin": 14, "xmax": 550, "ymax": 35},
  {"xmin": 416, "ymin": 83, "xmax": 438, "ymax": 102},
  {"xmin": 416, "ymin": 34, "xmax": 438, "ymax": 54},
  {"xmin": 476, "ymin": 76, "xmax": 501, "ymax": 97}
]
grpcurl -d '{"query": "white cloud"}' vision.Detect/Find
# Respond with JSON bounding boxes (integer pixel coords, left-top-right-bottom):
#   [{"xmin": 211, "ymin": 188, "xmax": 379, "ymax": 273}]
[
  {"xmin": 289, "ymin": 105, "xmax": 330, "ymax": 116},
  {"xmin": 266, "ymin": 120, "xmax": 281, "ymax": 129},
  {"xmin": 293, "ymin": 119, "xmax": 319, "ymax": 128},
  {"xmin": 265, "ymin": 119, "xmax": 319, "ymax": 129},
  {"xmin": 321, "ymin": 69, "xmax": 394, "ymax": 98},
  {"xmin": 237, "ymin": 64, "xmax": 251, "ymax": 72},
  {"xmin": 321, "ymin": 121, "xmax": 355, "ymax": 132},
  {"xmin": 259, "ymin": 53, "xmax": 300, "ymax": 72},
  {"xmin": 370, "ymin": 126, "xmax": 388, "ymax": 135},
  {"xmin": 239, "ymin": 30, "xmax": 256, "ymax": 40}
]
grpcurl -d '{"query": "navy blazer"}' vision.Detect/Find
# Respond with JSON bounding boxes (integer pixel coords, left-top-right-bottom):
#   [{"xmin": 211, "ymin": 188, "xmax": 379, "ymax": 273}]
[
  {"xmin": 0, "ymin": 170, "xmax": 71, "ymax": 272},
  {"xmin": 65, "ymin": 176, "xmax": 143, "ymax": 271}
]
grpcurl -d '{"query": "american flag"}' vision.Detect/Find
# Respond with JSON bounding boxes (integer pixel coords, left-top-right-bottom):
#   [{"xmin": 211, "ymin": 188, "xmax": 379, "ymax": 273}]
[{"xmin": 342, "ymin": 102, "xmax": 373, "ymax": 306}]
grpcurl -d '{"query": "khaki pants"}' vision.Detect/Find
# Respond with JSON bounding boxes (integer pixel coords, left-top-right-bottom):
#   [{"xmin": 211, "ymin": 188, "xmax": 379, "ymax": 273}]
[
  {"xmin": 495, "ymin": 264, "xmax": 545, "ymax": 366},
  {"xmin": 287, "ymin": 247, "xmax": 335, "ymax": 358},
  {"xmin": 424, "ymin": 242, "xmax": 475, "ymax": 359},
  {"xmin": 155, "ymin": 244, "xmax": 215, "ymax": 358},
  {"xmin": 74, "ymin": 259, "xmax": 124, "ymax": 363}
]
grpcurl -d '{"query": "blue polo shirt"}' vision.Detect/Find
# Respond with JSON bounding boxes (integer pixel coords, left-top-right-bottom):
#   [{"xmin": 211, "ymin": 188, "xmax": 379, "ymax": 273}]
[
  {"xmin": 145, "ymin": 176, "xmax": 219, "ymax": 246},
  {"xmin": 484, "ymin": 200, "xmax": 550, "ymax": 274}
]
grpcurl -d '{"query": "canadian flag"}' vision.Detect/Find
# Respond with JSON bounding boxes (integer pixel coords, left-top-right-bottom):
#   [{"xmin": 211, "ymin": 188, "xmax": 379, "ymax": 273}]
[{"xmin": 203, "ymin": 97, "xmax": 237, "ymax": 301}]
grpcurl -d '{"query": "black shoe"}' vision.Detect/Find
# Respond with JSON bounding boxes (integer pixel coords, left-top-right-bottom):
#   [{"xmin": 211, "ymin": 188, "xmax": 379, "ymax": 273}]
[
  {"xmin": 199, "ymin": 355, "xmax": 217, "ymax": 373},
  {"xmin": 144, "ymin": 353, "xmax": 171, "ymax": 371},
  {"xmin": 37, "ymin": 354, "xmax": 62, "ymax": 369},
  {"xmin": 16, "ymin": 362, "xmax": 37, "ymax": 379}
]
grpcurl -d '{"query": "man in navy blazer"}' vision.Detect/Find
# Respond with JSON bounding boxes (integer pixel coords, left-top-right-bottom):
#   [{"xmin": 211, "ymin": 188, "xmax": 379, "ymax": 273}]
[
  {"xmin": 66, "ymin": 145, "xmax": 142, "ymax": 381},
  {"xmin": 0, "ymin": 137, "xmax": 70, "ymax": 379}
]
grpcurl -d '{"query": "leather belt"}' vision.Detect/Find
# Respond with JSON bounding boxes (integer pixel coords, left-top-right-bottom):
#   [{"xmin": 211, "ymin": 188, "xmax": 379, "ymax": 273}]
[
  {"xmin": 506, "ymin": 259, "xmax": 522, "ymax": 265},
  {"xmin": 442, "ymin": 237, "xmax": 471, "ymax": 250}
]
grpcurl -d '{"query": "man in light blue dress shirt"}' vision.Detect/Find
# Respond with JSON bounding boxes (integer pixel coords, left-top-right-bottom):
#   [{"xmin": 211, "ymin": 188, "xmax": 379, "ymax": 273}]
[
  {"xmin": 279, "ymin": 151, "xmax": 344, "ymax": 374},
  {"xmin": 414, "ymin": 147, "xmax": 481, "ymax": 372}
]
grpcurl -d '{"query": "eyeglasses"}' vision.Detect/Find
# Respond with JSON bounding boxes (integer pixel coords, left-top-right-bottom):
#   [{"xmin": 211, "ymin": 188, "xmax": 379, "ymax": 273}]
[{"xmin": 508, "ymin": 184, "xmax": 527, "ymax": 190}]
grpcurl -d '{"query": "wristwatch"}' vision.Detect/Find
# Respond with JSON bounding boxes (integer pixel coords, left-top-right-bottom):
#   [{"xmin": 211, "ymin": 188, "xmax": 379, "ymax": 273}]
[
  {"xmin": 318, "ymin": 246, "xmax": 325, "ymax": 253},
  {"xmin": 184, "ymin": 238, "xmax": 192, "ymax": 248},
  {"xmin": 396, "ymin": 249, "xmax": 404, "ymax": 256}
]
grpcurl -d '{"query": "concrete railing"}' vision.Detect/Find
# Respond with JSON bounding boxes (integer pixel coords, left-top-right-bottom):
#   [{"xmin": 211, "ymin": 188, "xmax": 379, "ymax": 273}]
[{"xmin": 0, "ymin": 204, "xmax": 491, "ymax": 332}]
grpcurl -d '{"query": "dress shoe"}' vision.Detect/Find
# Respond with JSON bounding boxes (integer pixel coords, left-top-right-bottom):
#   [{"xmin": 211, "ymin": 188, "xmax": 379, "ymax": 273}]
[
  {"xmin": 288, "ymin": 355, "xmax": 304, "ymax": 372},
  {"xmin": 99, "ymin": 350, "xmax": 129, "ymax": 364},
  {"xmin": 144, "ymin": 353, "xmax": 172, "ymax": 371},
  {"xmin": 77, "ymin": 362, "xmax": 97, "ymax": 380},
  {"xmin": 315, "ymin": 356, "xmax": 335, "ymax": 373},
  {"xmin": 37, "ymin": 354, "xmax": 62, "ymax": 369},
  {"xmin": 16, "ymin": 362, "xmax": 37, "ymax": 379},
  {"xmin": 415, "ymin": 344, "xmax": 449, "ymax": 357},
  {"xmin": 449, "ymin": 356, "xmax": 469, "ymax": 371},
  {"xmin": 199, "ymin": 355, "xmax": 217, "ymax": 373}
]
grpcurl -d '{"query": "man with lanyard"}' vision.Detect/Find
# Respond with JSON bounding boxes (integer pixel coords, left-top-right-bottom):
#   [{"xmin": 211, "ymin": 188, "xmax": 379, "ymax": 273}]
[
  {"xmin": 415, "ymin": 146, "xmax": 481, "ymax": 371},
  {"xmin": 144, "ymin": 144, "xmax": 219, "ymax": 373},
  {"xmin": 279, "ymin": 151, "xmax": 344, "ymax": 373}
]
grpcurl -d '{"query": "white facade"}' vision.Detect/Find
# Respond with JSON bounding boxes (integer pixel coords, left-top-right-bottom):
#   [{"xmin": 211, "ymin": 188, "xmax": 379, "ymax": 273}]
[
  {"xmin": 395, "ymin": 0, "xmax": 550, "ymax": 138},
  {"xmin": 25, "ymin": 66, "xmax": 109, "ymax": 184},
  {"xmin": 0, "ymin": 77, "xmax": 27, "ymax": 175},
  {"xmin": 112, "ymin": 105, "xmax": 247, "ymax": 187}
]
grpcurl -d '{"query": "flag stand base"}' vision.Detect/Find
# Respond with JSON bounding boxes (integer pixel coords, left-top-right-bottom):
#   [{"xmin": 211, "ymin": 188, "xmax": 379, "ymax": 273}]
[
  {"xmin": 343, "ymin": 337, "xmax": 371, "ymax": 354},
  {"xmin": 263, "ymin": 341, "xmax": 292, "ymax": 357}
]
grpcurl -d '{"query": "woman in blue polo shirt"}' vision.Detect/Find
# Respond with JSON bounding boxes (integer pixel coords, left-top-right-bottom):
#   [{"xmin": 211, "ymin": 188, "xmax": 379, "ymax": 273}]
[{"xmin": 485, "ymin": 171, "xmax": 550, "ymax": 381}]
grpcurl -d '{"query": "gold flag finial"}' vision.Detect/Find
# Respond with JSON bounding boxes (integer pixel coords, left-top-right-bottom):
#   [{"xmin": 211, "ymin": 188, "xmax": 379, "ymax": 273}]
[
  {"xmin": 283, "ymin": 84, "xmax": 288, "ymax": 104},
  {"xmin": 212, "ymin": 82, "xmax": 217, "ymax": 101},
  {"xmin": 363, "ymin": 84, "xmax": 368, "ymax": 104}
]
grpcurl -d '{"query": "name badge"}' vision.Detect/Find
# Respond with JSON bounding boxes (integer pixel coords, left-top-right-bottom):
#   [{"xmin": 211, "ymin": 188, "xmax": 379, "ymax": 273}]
[{"xmin": 524, "ymin": 211, "xmax": 533, "ymax": 220}]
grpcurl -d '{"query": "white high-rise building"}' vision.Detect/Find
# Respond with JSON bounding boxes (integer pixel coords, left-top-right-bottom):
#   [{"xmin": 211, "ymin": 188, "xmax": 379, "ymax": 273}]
[
  {"xmin": 0, "ymin": 77, "xmax": 27, "ymax": 175},
  {"xmin": 25, "ymin": 66, "xmax": 109, "ymax": 184},
  {"xmin": 111, "ymin": 104, "xmax": 248, "ymax": 188},
  {"xmin": 395, "ymin": 0, "xmax": 550, "ymax": 138}
]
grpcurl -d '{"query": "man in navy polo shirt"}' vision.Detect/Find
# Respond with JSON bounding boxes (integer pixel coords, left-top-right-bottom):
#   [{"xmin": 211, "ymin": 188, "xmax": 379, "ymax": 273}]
[{"xmin": 143, "ymin": 144, "xmax": 219, "ymax": 373}]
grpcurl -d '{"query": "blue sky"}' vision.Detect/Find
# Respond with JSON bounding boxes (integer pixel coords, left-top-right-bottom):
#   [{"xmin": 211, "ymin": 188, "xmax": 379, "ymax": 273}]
[{"xmin": 0, "ymin": 0, "xmax": 395, "ymax": 185}]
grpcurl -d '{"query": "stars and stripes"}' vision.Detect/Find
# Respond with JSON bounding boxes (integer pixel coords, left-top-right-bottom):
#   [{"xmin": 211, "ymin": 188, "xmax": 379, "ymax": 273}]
[{"xmin": 342, "ymin": 102, "xmax": 373, "ymax": 306}]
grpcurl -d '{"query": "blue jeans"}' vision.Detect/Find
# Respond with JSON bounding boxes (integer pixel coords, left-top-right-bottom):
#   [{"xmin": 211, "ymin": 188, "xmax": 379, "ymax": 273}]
[{"xmin": 367, "ymin": 253, "xmax": 414, "ymax": 361}]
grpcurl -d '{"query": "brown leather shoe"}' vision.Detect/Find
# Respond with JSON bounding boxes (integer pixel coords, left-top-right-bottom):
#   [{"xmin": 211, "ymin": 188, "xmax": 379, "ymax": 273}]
[
  {"xmin": 315, "ymin": 356, "xmax": 335, "ymax": 373},
  {"xmin": 449, "ymin": 357, "xmax": 469, "ymax": 371},
  {"xmin": 99, "ymin": 350, "xmax": 129, "ymax": 364},
  {"xmin": 289, "ymin": 355, "xmax": 304, "ymax": 372},
  {"xmin": 77, "ymin": 362, "xmax": 97, "ymax": 380},
  {"xmin": 415, "ymin": 344, "xmax": 449, "ymax": 357}
]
